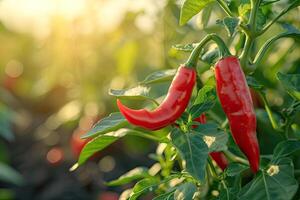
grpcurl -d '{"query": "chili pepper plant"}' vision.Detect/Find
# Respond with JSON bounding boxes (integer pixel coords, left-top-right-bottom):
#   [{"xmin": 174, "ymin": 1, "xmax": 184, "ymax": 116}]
[{"xmin": 72, "ymin": 0, "xmax": 300, "ymax": 199}]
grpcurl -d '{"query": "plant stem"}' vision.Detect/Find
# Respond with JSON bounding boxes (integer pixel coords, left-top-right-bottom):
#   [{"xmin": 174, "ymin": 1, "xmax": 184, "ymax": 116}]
[
  {"xmin": 207, "ymin": 158, "xmax": 220, "ymax": 180},
  {"xmin": 258, "ymin": 1, "xmax": 299, "ymax": 35},
  {"xmin": 216, "ymin": 0, "xmax": 233, "ymax": 17},
  {"xmin": 239, "ymin": 35, "xmax": 254, "ymax": 71},
  {"xmin": 284, "ymin": 119, "xmax": 292, "ymax": 139},
  {"xmin": 240, "ymin": 0, "xmax": 261, "ymax": 72},
  {"xmin": 185, "ymin": 34, "xmax": 231, "ymax": 68},
  {"xmin": 221, "ymin": 180, "xmax": 230, "ymax": 200},
  {"xmin": 221, "ymin": 118, "xmax": 229, "ymax": 129},
  {"xmin": 249, "ymin": 0, "xmax": 261, "ymax": 34},
  {"xmin": 224, "ymin": 150, "xmax": 249, "ymax": 165},
  {"xmin": 259, "ymin": 92, "xmax": 281, "ymax": 131}
]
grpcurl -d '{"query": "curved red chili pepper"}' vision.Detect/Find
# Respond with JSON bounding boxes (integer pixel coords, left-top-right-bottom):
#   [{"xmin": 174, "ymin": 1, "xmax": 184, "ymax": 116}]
[
  {"xmin": 194, "ymin": 114, "xmax": 228, "ymax": 171},
  {"xmin": 117, "ymin": 65, "xmax": 196, "ymax": 130},
  {"xmin": 215, "ymin": 56, "xmax": 260, "ymax": 173}
]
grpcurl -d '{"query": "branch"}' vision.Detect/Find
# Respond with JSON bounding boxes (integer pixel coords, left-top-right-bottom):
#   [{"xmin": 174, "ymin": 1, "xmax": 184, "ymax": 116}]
[{"xmin": 258, "ymin": 1, "xmax": 300, "ymax": 35}]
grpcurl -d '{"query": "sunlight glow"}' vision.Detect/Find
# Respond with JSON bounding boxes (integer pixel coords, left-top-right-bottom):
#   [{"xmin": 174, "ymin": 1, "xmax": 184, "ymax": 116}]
[{"xmin": 0, "ymin": 0, "xmax": 166, "ymax": 37}]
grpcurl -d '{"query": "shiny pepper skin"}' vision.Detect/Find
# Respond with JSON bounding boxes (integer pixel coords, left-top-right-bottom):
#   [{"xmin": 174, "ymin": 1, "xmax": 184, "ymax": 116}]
[
  {"xmin": 215, "ymin": 56, "xmax": 260, "ymax": 173},
  {"xmin": 117, "ymin": 65, "xmax": 196, "ymax": 130},
  {"xmin": 194, "ymin": 114, "xmax": 228, "ymax": 171}
]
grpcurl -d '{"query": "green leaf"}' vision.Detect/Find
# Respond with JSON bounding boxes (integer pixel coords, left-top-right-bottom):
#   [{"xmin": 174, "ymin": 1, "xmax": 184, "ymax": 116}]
[
  {"xmin": 281, "ymin": 23, "xmax": 300, "ymax": 35},
  {"xmin": 120, "ymin": 189, "xmax": 133, "ymax": 200},
  {"xmin": 238, "ymin": 3, "xmax": 251, "ymax": 20},
  {"xmin": 256, "ymin": 9, "xmax": 267, "ymax": 31},
  {"xmin": 180, "ymin": 0, "xmax": 214, "ymax": 25},
  {"xmin": 107, "ymin": 167, "xmax": 149, "ymax": 186},
  {"xmin": 246, "ymin": 76, "xmax": 264, "ymax": 90},
  {"xmin": 223, "ymin": 17, "xmax": 240, "ymax": 37},
  {"xmin": 153, "ymin": 190, "xmax": 175, "ymax": 200},
  {"xmin": 238, "ymin": 3, "xmax": 266, "ymax": 31},
  {"xmin": 277, "ymin": 72, "xmax": 300, "ymax": 100},
  {"xmin": 109, "ymin": 85, "xmax": 152, "ymax": 101},
  {"xmin": 174, "ymin": 182, "xmax": 197, "ymax": 200},
  {"xmin": 282, "ymin": 1, "xmax": 300, "ymax": 16},
  {"xmin": 0, "ymin": 105, "xmax": 14, "ymax": 141},
  {"xmin": 78, "ymin": 129, "xmax": 129, "ymax": 165},
  {"xmin": 141, "ymin": 69, "xmax": 177, "ymax": 85},
  {"xmin": 238, "ymin": 158, "xmax": 298, "ymax": 200},
  {"xmin": 219, "ymin": 186, "xmax": 240, "ymax": 200},
  {"xmin": 189, "ymin": 85, "xmax": 216, "ymax": 119},
  {"xmin": 272, "ymin": 140, "xmax": 300, "ymax": 162},
  {"xmin": 225, "ymin": 163, "xmax": 248, "ymax": 177},
  {"xmin": 82, "ymin": 112, "xmax": 128, "ymax": 138},
  {"xmin": 0, "ymin": 163, "xmax": 23, "ymax": 186},
  {"xmin": 201, "ymin": 48, "xmax": 219, "ymax": 64},
  {"xmin": 261, "ymin": 0, "xmax": 280, "ymax": 6},
  {"xmin": 199, "ymin": 4, "xmax": 213, "ymax": 28},
  {"xmin": 170, "ymin": 128, "xmax": 208, "ymax": 181},
  {"xmin": 129, "ymin": 178, "xmax": 159, "ymax": 200},
  {"xmin": 172, "ymin": 43, "xmax": 196, "ymax": 52},
  {"xmin": 194, "ymin": 123, "xmax": 228, "ymax": 152}
]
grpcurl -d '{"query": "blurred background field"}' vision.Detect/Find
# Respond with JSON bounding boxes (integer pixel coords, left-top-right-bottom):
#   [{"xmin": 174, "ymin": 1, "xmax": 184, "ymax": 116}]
[{"xmin": 0, "ymin": 0, "xmax": 299, "ymax": 199}]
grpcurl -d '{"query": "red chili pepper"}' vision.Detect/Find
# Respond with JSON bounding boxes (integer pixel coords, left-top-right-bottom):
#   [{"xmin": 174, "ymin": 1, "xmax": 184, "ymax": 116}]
[
  {"xmin": 117, "ymin": 65, "xmax": 196, "ymax": 130},
  {"xmin": 215, "ymin": 56, "xmax": 260, "ymax": 173},
  {"xmin": 210, "ymin": 152, "xmax": 228, "ymax": 171},
  {"xmin": 194, "ymin": 114, "xmax": 228, "ymax": 171}
]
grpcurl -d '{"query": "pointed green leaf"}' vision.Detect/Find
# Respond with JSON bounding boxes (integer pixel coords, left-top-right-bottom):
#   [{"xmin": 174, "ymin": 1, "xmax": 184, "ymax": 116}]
[
  {"xmin": 272, "ymin": 140, "xmax": 300, "ymax": 162},
  {"xmin": 189, "ymin": 85, "xmax": 216, "ymax": 119},
  {"xmin": 201, "ymin": 48, "xmax": 219, "ymax": 64},
  {"xmin": 170, "ymin": 129, "xmax": 208, "ymax": 181},
  {"xmin": 225, "ymin": 163, "xmax": 248, "ymax": 177},
  {"xmin": 107, "ymin": 167, "xmax": 149, "ymax": 186},
  {"xmin": 141, "ymin": 69, "xmax": 177, "ymax": 85},
  {"xmin": 172, "ymin": 43, "xmax": 197, "ymax": 52},
  {"xmin": 174, "ymin": 182, "xmax": 197, "ymax": 200},
  {"xmin": 82, "ymin": 112, "xmax": 128, "ymax": 138},
  {"xmin": 153, "ymin": 190, "xmax": 175, "ymax": 200},
  {"xmin": 194, "ymin": 123, "xmax": 228, "ymax": 152},
  {"xmin": 277, "ymin": 72, "xmax": 300, "ymax": 100},
  {"xmin": 261, "ymin": 0, "xmax": 280, "ymax": 6},
  {"xmin": 246, "ymin": 76, "xmax": 264, "ymax": 90},
  {"xmin": 0, "ymin": 105, "xmax": 14, "ymax": 141},
  {"xmin": 129, "ymin": 178, "xmax": 159, "ymax": 200},
  {"xmin": 0, "ymin": 163, "xmax": 23, "ymax": 186},
  {"xmin": 78, "ymin": 129, "xmax": 129, "ymax": 165},
  {"xmin": 238, "ymin": 158, "xmax": 298, "ymax": 200},
  {"xmin": 180, "ymin": 0, "xmax": 214, "ymax": 25},
  {"xmin": 109, "ymin": 85, "xmax": 152, "ymax": 101},
  {"xmin": 223, "ymin": 17, "xmax": 240, "ymax": 37}
]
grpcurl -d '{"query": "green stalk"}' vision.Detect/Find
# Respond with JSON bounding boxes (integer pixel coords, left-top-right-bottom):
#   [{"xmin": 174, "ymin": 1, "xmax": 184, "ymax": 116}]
[
  {"xmin": 216, "ymin": 0, "xmax": 233, "ymax": 17},
  {"xmin": 185, "ymin": 34, "xmax": 231, "ymax": 68},
  {"xmin": 240, "ymin": 0, "xmax": 261, "ymax": 72},
  {"xmin": 207, "ymin": 158, "xmax": 220, "ymax": 180},
  {"xmin": 239, "ymin": 35, "xmax": 254, "ymax": 70},
  {"xmin": 224, "ymin": 150, "xmax": 249, "ymax": 165},
  {"xmin": 258, "ymin": 0, "xmax": 300, "ymax": 35},
  {"xmin": 249, "ymin": 0, "xmax": 262, "ymax": 34}
]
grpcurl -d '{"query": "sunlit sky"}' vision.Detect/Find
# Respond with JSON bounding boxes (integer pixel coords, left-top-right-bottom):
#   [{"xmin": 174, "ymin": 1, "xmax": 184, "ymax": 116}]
[{"xmin": 0, "ymin": 0, "xmax": 167, "ymax": 38}]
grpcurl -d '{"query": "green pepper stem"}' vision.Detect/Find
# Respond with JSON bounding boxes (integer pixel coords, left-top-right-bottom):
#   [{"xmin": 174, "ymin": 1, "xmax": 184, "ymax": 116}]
[
  {"xmin": 224, "ymin": 150, "xmax": 249, "ymax": 165},
  {"xmin": 185, "ymin": 34, "xmax": 231, "ymax": 68}
]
